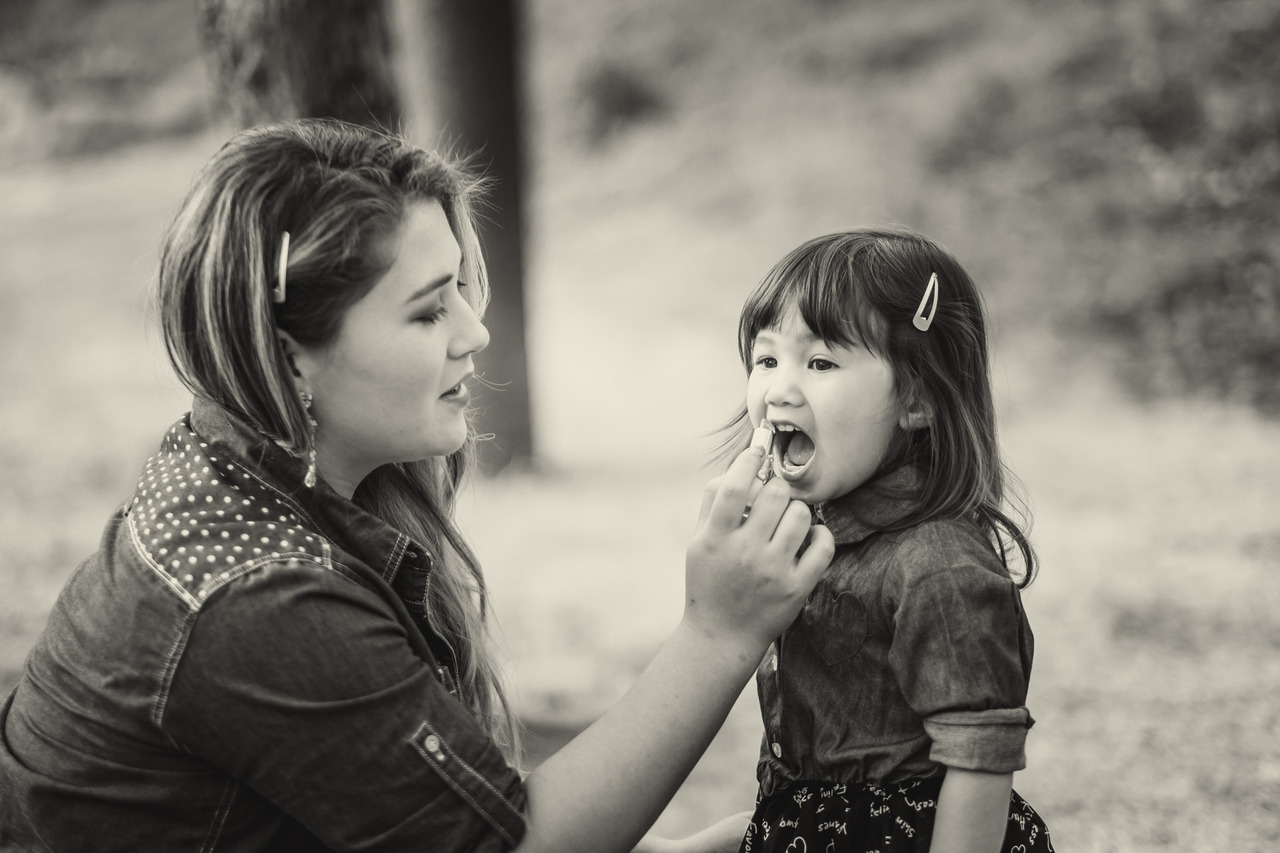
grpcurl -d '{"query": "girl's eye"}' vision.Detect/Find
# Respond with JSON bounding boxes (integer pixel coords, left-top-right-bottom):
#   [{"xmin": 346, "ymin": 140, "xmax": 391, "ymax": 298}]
[
  {"xmin": 754, "ymin": 355, "xmax": 777, "ymax": 369},
  {"xmin": 415, "ymin": 308, "xmax": 446, "ymax": 325},
  {"xmin": 810, "ymin": 358, "xmax": 836, "ymax": 371}
]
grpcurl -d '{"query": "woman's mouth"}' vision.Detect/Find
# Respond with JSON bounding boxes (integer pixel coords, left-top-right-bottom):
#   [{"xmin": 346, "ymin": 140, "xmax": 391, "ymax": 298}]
[
  {"xmin": 441, "ymin": 379, "xmax": 469, "ymax": 401},
  {"xmin": 773, "ymin": 423, "xmax": 816, "ymax": 479}
]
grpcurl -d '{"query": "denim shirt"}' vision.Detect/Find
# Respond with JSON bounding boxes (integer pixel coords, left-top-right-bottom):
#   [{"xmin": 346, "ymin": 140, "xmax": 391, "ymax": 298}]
[
  {"xmin": 0, "ymin": 400, "xmax": 526, "ymax": 852},
  {"xmin": 755, "ymin": 467, "xmax": 1035, "ymax": 795}
]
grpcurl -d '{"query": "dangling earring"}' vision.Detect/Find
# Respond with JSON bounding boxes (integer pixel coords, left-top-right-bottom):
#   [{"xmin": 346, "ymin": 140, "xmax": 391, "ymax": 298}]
[{"xmin": 299, "ymin": 391, "xmax": 318, "ymax": 488}]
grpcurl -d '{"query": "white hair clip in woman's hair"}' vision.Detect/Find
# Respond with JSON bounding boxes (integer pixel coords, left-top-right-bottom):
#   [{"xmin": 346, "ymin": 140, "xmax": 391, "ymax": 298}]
[
  {"xmin": 912, "ymin": 271, "xmax": 939, "ymax": 331},
  {"xmin": 272, "ymin": 231, "xmax": 291, "ymax": 304}
]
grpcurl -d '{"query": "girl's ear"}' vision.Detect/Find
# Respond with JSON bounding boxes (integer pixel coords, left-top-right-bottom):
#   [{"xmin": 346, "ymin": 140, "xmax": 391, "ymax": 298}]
[{"xmin": 898, "ymin": 392, "xmax": 934, "ymax": 431}]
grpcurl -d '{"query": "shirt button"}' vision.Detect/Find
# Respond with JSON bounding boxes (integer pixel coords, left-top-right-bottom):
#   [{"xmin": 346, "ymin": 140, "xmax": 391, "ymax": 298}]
[{"xmin": 771, "ymin": 742, "xmax": 783, "ymax": 758}]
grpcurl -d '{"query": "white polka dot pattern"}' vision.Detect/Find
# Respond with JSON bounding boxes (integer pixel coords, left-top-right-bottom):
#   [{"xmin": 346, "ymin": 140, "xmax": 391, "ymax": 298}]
[{"xmin": 127, "ymin": 423, "xmax": 326, "ymax": 603}]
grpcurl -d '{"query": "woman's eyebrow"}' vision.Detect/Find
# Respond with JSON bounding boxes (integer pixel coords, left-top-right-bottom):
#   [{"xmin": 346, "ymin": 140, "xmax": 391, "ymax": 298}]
[{"xmin": 404, "ymin": 274, "xmax": 453, "ymax": 305}]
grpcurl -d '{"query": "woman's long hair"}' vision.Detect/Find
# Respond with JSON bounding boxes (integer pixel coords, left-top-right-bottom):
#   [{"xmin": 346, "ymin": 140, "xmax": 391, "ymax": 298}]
[
  {"xmin": 725, "ymin": 227, "xmax": 1037, "ymax": 586},
  {"xmin": 155, "ymin": 118, "xmax": 517, "ymax": 755}
]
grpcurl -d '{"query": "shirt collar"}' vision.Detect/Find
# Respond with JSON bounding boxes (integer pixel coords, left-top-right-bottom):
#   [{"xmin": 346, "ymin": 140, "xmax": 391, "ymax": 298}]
[
  {"xmin": 188, "ymin": 397, "xmax": 430, "ymax": 583},
  {"xmin": 814, "ymin": 465, "xmax": 924, "ymax": 546}
]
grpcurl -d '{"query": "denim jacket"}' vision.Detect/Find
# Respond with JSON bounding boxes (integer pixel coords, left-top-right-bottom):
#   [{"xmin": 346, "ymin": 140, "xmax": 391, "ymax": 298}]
[
  {"xmin": 755, "ymin": 467, "xmax": 1035, "ymax": 795},
  {"xmin": 0, "ymin": 400, "xmax": 526, "ymax": 852}
]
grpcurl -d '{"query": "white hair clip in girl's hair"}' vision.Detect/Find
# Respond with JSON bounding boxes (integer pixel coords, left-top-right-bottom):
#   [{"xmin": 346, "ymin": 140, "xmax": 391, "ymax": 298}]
[
  {"xmin": 912, "ymin": 271, "xmax": 939, "ymax": 331},
  {"xmin": 272, "ymin": 231, "xmax": 291, "ymax": 304}
]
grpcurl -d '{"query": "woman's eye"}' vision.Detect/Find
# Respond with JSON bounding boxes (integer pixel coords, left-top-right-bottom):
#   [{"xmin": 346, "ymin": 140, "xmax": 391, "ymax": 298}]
[
  {"xmin": 415, "ymin": 309, "xmax": 446, "ymax": 325},
  {"xmin": 810, "ymin": 358, "xmax": 836, "ymax": 371}
]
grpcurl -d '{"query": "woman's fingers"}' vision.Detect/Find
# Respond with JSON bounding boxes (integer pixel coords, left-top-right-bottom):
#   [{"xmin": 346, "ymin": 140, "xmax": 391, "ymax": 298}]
[
  {"xmin": 695, "ymin": 475, "xmax": 723, "ymax": 531},
  {"xmin": 794, "ymin": 521, "xmax": 836, "ymax": 584},
  {"xmin": 684, "ymin": 446, "xmax": 834, "ymax": 648},
  {"xmin": 764, "ymin": 497, "xmax": 818, "ymax": 555},
  {"xmin": 703, "ymin": 446, "xmax": 766, "ymax": 532},
  {"xmin": 702, "ymin": 447, "xmax": 820, "ymax": 561},
  {"xmin": 740, "ymin": 476, "xmax": 791, "ymax": 536},
  {"xmin": 670, "ymin": 811, "xmax": 754, "ymax": 853}
]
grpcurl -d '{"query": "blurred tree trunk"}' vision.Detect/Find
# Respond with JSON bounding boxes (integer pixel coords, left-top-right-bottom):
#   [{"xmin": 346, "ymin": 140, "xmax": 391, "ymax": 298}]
[
  {"xmin": 197, "ymin": 0, "xmax": 534, "ymax": 474},
  {"xmin": 402, "ymin": 0, "xmax": 534, "ymax": 474},
  {"xmin": 197, "ymin": 0, "xmax": 400, "ymax": 130}
]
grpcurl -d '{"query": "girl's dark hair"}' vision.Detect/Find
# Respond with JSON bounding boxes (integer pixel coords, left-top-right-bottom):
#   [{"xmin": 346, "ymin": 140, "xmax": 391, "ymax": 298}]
[
  {"xmin": 727, "ymin": 227, "xmax": 1036, "ymax": 586},
  {"xmin": 156, "ymin": 118, "xmax": 518, "ymax": 754}
]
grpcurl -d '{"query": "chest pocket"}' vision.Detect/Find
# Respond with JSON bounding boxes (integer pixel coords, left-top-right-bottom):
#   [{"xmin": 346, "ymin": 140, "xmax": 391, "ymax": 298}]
[{"xmin": 799, "ymin": 589, "xmax": 869, "ymax": 666}]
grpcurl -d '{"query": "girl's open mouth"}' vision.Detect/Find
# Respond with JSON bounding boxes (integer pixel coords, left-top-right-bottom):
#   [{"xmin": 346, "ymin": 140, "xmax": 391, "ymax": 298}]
[{"xmin": 773, "ymin": 423, "xmax": 815, "ymax": 479}]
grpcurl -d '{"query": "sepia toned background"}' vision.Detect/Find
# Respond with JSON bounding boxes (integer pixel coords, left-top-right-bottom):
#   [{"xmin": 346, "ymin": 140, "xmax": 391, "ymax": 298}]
[{"xmin": 2, "ymin": 1, "xmax": 1279, "ymax": 850}]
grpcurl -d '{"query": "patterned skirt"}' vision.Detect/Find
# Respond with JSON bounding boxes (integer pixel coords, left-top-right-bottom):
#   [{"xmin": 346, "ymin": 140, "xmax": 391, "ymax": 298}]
[{"xmin": 740, "ymin": 776, "xmax": 1053, "ymax": 853}]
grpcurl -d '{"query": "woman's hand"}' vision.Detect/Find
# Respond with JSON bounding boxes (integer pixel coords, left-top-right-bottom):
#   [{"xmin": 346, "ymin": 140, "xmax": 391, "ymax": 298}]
[
  {"xmin": 514, "ymin": 446, "xmax": 830, "ymax": 853},
  {"xmin": 630, "ymin": 811, "xmax": 752, "ymax": 853},
  {"xmin": 684, "ymin": 445, "xmax": 834, "ymax": 654},
  {"xmin": 673, "ymin": 810, "xmax": 753, "ymax": 853}
]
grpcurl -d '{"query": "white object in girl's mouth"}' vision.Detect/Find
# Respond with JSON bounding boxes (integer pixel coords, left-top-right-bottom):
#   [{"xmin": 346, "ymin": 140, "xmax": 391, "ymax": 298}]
[{"xmin": 752, "ymin": 419, "xmax": 775, "ymax": 483}]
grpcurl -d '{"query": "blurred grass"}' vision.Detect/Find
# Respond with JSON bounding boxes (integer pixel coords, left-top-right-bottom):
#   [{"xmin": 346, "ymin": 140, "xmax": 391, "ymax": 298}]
[{"xmin": 2, "ymin": 0, "xmax": 1279, "ymax": 850}]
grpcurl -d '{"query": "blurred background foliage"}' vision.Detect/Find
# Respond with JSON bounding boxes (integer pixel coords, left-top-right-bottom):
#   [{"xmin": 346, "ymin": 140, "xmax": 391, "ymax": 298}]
[
  {"xmin": 2, "ymin": 0, "xmax": 1280, "ymax": 849},
  {"xmin": 3, "ymin": 0, "xmax": 1275, "ymax": 410},
  {"xmin": 576, "ymin": 0, "xmax": 1280, "ymax": 421},
  {"xmin": 928, "ymin": 0, "xmax": 1280, "ymax": 413}
]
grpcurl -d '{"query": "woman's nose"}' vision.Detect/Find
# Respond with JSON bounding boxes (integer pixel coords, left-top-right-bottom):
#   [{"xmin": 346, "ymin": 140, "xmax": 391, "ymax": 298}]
[{"xmin": 450, "ymin": 299, "xmax": 490, "ymax": 358}]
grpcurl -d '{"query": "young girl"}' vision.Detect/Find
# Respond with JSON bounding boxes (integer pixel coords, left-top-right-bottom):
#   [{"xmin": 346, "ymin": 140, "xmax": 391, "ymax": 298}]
[{"xmin": 732, "ymin": 228, "xmax": 1053, "ymax": 852}]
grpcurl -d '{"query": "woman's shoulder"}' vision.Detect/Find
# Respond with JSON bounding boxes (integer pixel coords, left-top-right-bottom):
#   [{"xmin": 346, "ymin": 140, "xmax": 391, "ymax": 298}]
[{"xmin": 121, "ymin": 417, "xmax": 335, "ymax": 607}]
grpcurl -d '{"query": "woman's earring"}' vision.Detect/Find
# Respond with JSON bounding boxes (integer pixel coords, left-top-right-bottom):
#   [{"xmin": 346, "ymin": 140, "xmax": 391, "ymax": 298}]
[{"xmin": 299, "ymin": 391, "xmax": 318, "ymax": 488}]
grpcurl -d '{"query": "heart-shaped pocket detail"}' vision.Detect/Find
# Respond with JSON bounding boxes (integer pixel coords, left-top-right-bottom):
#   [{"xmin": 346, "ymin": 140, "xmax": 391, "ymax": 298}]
[{"xmin": 800, "ymin": 589, "xmax": 868, "ymax": 666}]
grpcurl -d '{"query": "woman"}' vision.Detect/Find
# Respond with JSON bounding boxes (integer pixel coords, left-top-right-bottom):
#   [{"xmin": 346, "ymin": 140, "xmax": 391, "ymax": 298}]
[{"xmin": 0, "ymin": 119, "xmax": 833, "ymax": 853}]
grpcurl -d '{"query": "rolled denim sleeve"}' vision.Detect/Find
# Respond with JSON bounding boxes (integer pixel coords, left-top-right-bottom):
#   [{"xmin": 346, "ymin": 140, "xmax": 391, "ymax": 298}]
[
  {"xmin": 885, "ymin": 522, "xmax": 1034, "ymax": 773},
  {"xmin": 922, "ymin": 708, "xmax": 1032, "ymax": 771},
  {"xmin": 161, "ymin": 559, "xmax": 526, "ymax": 852}
]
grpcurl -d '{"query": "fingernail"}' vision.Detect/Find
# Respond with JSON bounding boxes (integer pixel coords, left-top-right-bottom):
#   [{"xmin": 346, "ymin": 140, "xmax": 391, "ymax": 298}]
[
  {"xmin": 757, "ymin": 452, "xmax": 774, "ymax": 483},
  {"xmin": 750, "ymin": 419, "xmax": 775, "ymax": 453}
]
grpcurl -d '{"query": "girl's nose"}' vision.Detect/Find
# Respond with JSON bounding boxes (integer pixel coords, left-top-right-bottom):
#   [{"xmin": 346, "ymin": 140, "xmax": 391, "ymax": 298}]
[{"xmin": 763, "ymin": 366, "xmax": 804, "ymax": 408}]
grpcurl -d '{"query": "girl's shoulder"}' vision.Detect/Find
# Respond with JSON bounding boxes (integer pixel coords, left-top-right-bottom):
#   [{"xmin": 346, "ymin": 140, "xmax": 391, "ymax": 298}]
[{"xmin": 879, "ymin": 516, "xmax": 1015, "ymax": 598}]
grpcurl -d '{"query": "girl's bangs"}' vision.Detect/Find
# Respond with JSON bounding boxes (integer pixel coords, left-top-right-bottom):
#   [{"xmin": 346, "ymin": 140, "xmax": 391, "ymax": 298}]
[{"xmin": 739, "ymin": 246, "xmax": 884, "ymax": 365}]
